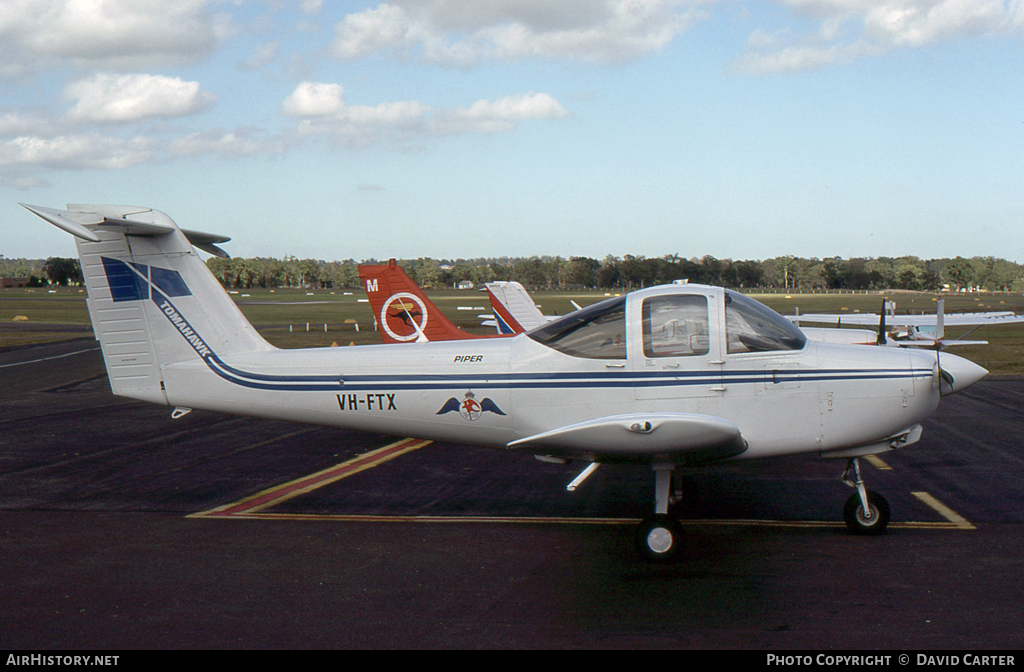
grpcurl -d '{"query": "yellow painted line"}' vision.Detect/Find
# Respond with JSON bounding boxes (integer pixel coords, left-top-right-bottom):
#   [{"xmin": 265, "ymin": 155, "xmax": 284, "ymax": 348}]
[
  {"xmin": 189, "ymin": 437, "xmax": 432, "ymax": 519},
  {"xmin": 864, "ymin": 454, "xmax": 892, "ymax": 470},
  {"xmin": 912, "ymin": 491, "xmax": 975, "ymax": 529},
  {"xmin": 192, "ymin": 512, "xmax": 970, "ymax": 530}
]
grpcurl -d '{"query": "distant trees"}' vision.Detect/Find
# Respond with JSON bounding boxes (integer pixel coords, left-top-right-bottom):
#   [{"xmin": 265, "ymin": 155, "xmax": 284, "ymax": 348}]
[
  {"xmin": 0, "ymin": 256, "xmax": 44, "ymax": 281},
  {"xmin": 194, "ymin": 253, "xmax": 1024, "ymax": 293},
  {"xmin": 42, "ymin": 257, "xmax": 83, "ymax": 286}
]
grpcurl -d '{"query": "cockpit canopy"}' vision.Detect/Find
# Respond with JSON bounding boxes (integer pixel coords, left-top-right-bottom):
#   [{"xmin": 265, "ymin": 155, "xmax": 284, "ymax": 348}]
[
  {"xmin": 723, "ymin": 289, "xmax": 806, "ymax": 353},
  {"xmin": 527, "ymin": 287, "xmax": 805, "ymax": 359},
  {"xmin": 528, "ymin": 295, "xmax": 627, "ymax": 359}
]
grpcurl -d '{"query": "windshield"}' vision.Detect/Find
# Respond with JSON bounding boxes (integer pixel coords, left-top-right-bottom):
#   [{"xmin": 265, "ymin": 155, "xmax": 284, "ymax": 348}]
[
  {"xmin": 725, "ymin": 290, "xmax": 806, "ymax": 353},
  {"xmin": 528, "ymin": 296, "xmax": 627, "ymax": 359}
]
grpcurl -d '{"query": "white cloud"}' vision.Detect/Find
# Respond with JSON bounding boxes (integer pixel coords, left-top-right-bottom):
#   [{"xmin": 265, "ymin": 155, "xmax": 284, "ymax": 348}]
[
  {"xmin": 428, "ymin": 92, "xmax": 569, "ymax": 135},
  {"xmin": 64, "ymin": 73, "xmax": 216, "ymax": 123},
  {"xmin": 0, "ymin": 112, "xmax": 53, "ymax": 137},
  {"xmin": 167, "ymin": 130, "xmax": 268, "ymax": 159},
  {"xmin": 281, "ymin": 82, "xmax": 346, "ymax": 117},
  {"xmin": 330, "ymin": 0, "xmax": 705, "ymax": 65},
  {"xmin": 735, "ymin": 0, "xmax": 1024, "ymax": 74},
  {"xmin": 282, "ymin": 84, "xmax": 569, "ymax": 147},
  {"xmin": 0, "ymin": 134, "xmax": 155, "ymax": 170},
  {"xmin": 0, "ymin": 0, "xmax": 224, "ymax": 75}
]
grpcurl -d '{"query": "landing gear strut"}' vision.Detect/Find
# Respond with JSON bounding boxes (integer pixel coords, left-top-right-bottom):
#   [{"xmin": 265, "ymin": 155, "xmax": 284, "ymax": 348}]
[
  {"xmin": 840, "ymin": 458, "xmax": 890, "ymax": 535},
  {"xmin": 635, "ymin": 467, "xmax": 684, "ymax": 561}
]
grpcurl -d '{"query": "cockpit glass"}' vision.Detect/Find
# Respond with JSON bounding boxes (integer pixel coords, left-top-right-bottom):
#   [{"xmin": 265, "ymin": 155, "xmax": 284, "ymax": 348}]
[
  {"xmin": 642, "ymin": 295, "xmax": 710, "ymax": 357},
  {"xmin": 528, "ymin": 295, "xmax": 627, "ymax": 359},
  {"xmin": 725, "ymin": 290, "xmax": 806, "ymax": 353}
]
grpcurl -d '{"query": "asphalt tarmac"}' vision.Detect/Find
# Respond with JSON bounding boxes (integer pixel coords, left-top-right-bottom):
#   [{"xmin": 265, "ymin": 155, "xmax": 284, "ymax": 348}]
[{"xmin": 1, "ymin": 339, "xmax": 1022, "ymax": 649}]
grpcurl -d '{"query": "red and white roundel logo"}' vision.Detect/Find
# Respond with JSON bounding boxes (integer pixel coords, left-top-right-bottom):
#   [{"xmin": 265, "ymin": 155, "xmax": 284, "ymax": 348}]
[
  {"xmin": 459, "ymin": 393, "xmax": 482, "ymax": 421},
  {"xmin": 380, "ymin": 292, "xmax": 429, "ymax": 342}
]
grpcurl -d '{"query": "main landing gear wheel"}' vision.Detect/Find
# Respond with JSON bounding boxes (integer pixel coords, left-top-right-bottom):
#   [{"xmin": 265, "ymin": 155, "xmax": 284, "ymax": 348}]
[
  {"xmin": 635, "ymin": 514, "xmax": 683, "ymax": 562},
  {"xmin": 633, "ymin": 466, "xmax": 684, "ymax": 562},
  {"xmin": 843, "ymin": 490, "xmax": 890, "ymax": 535},
  {"xmin": 839, "ymin": 457, "xmax": 891, "ymax": 536}
]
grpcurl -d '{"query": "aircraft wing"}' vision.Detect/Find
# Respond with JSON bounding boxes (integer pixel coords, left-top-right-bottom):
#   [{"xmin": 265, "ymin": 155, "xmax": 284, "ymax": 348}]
[
  {"xmin": 793, "ymin": 312, "xmax": 1023, "ymax": 326},
  {"xmin": 507, "ymin": 412, "xmax": 747, "ymax": 465}
]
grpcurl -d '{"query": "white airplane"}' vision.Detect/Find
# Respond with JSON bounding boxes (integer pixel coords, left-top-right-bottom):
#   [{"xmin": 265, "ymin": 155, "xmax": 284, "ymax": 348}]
[
  {"xmin": 483, "ymin": 280, "xmax": 588, "ymax": 334},
  {"xmin": 484, "ymin": 281, "xmax": 551, "ymax": 333},
  {"xmin": 485, "ymin": 283, "xmax": 1011, "ymax": 349},
  {"xmin": 23, "ymin": 203, "xmax": 989, "ymax": 561},
  {"xmin": 792, "ymin": 299, "xmax": 1024, "ymax": 348}
]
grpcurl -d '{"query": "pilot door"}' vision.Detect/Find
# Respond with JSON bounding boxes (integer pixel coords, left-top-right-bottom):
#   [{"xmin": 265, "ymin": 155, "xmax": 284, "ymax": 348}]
[{"xmin": 632, "ymin": 292, "xmax": 725, "ymax": 401}]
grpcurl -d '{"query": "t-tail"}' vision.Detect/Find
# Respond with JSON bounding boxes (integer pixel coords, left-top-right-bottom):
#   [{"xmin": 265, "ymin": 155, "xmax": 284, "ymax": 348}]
[
  {"xmin": 358, "ymin": 259, "xmax": 497, "ymax": 343},
  {"xmin": 21, "ymin": 203, "xmax": 273, "ymax": 405}
]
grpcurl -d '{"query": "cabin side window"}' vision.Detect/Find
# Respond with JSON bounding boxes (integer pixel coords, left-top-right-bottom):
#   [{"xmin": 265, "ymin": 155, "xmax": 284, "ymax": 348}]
[
  {"xmin": 725, "ymin": 290, "xmax": 806, "ymax": 353},
  {"xmin": 642, "ymin": 295, "xmax": 710, "ymax": 358},
  {"xmin": 528, "ymin": 296, "xmax": 627, "ymax": 359}
]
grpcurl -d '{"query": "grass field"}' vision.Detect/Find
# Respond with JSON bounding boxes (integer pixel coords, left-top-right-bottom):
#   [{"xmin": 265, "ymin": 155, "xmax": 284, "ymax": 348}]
[{"xmin": 3, "ymin": 286, "xmax": 1022, "ymax": 375}]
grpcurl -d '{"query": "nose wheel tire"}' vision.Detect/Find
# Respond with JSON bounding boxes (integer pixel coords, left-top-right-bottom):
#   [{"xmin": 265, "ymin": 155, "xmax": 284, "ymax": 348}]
[
  {"xmin": 843, "ymin": 490, "xmax": 890, "ymax": 536},
  {"xmin": 635, "ymin": 514, "xmax": 683, "ymax": 562}
]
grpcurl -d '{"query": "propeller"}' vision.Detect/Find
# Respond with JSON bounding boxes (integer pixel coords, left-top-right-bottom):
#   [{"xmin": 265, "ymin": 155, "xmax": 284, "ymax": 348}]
[{"xmin": 876, "ymin": 298, "xmax": 887, "ymax": 346}]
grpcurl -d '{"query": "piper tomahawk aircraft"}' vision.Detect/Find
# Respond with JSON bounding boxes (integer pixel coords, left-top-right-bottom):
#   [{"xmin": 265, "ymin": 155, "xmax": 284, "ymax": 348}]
[{"xmin": 24, "ymin": 203, "xmax": 989, "ymax": 561}]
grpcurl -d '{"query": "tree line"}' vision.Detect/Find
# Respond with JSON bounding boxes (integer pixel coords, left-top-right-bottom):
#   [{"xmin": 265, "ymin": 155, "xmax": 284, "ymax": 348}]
[
  {"xmin": 0, "ymin": 256, "xmax": 80, "ymax": 286},
  {"xmin": 5, "ymin": 253, "xmax": 1023, "ymax": 293},
  {"xmin": 203, "ymin": 254, "xmax": 1024, "ymax": 293}
]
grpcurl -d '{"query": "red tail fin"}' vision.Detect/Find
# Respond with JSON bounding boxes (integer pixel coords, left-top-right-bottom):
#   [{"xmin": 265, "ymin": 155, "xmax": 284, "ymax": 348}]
[{"xmin": 358, "ymin": 259, "xmax": 490, "ymax": 343}]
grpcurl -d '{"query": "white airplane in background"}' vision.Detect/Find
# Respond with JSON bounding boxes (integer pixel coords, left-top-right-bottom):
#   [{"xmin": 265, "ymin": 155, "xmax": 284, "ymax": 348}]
[
  {"xmin": 484, "ymin": 281, "xmax": 554, "ymax": 334},
  {"xmin": 792, "ymin": 298, "xmax": 1024, "ymax": 349},
  {"xmin": 23, "ymin": 203, "xmax": 989, "ymax": 561}
]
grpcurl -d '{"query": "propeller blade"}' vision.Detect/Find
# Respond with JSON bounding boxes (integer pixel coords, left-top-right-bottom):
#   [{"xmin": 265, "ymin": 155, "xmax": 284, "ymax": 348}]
[{"xmin": 876, "ymin": 298, "xmax": 887, "ymax": 346}]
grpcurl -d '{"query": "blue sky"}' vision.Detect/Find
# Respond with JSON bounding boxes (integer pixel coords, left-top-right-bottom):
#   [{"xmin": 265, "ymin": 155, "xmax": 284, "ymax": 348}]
[{"xmin": 2, "ymin": 1, "xmax": 1023, "ymax": 262}]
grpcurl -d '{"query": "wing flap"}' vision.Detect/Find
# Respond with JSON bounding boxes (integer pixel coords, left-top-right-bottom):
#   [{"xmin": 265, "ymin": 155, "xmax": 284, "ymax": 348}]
[{"xmin": 508, "ymin": 412, "xmax": 747, "ymax": 464}]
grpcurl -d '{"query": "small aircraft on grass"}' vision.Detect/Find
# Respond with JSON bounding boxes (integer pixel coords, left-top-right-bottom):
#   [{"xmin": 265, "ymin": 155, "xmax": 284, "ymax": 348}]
[{"xmin": 24, "ymin": 202, "xmax": 989, "ymax": 561}]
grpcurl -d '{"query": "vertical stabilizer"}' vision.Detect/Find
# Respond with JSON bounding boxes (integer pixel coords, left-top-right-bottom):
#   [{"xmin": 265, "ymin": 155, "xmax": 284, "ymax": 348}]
[
  {"xmin": 484, "ymin": 281, "xmax": 546, "ymax": 333},
  {"xmin": 358, "ymin": 259, "xmax": 491, "ymax": 343},
  {"xmin": 26, "ymin": 204, "xmax": 273, "ymax": 404}
]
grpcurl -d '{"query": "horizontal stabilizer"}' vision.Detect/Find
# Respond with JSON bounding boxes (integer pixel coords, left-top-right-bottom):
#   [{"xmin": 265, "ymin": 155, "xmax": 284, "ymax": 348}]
[
  {"xmin": 20, "ymin": 203, "xmax": 104, "ymax": 242},
  {"xmin": 181, "ymin": 229, "xmax": 232, "ymax": 258},
  {"xmin": 508, "ymin": 412, "xmax": 747, "ymax": 464},
  {"xmin": 22, "ymin": 203, "xmax": 231, "ymax": 256}
]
